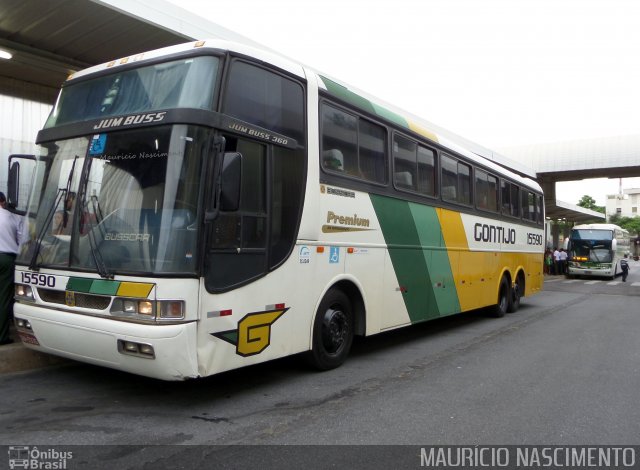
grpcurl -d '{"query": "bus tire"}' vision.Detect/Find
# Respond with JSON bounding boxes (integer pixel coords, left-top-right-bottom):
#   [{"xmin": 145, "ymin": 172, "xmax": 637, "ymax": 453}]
[
  {"xmin": 507, "ymin": 273, "xmax": 523, "ymax": 313},
  {"xmin": 307, "ymin": 289, "xmax": 354, "ymax": 371},
  {"xmin": 490, "ymin": 277, "xmax": 509, "ymax": 318}
]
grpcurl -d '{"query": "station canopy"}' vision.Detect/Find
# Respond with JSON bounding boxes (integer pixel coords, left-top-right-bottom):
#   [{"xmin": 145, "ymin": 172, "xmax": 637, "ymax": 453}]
[{"xmin": 0, "ymin": 0, "xmax": 190, "ymax": 102}]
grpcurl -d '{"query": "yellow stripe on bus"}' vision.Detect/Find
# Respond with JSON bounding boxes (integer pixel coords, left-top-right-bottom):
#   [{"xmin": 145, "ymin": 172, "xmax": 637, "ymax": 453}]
[{"xmin": 116, "ymin": 282, "xmax": 154, "ymax": 298}]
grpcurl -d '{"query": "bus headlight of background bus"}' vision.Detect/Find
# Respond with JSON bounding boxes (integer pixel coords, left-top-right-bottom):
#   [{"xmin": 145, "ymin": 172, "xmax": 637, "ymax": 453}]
[
  {"xmin": 15, "ymin": 284, "xmax": 35, "ymax": 301},
  {"xmin": 110, "ymin": 299, "xmax": 185, "ymax": 321}
]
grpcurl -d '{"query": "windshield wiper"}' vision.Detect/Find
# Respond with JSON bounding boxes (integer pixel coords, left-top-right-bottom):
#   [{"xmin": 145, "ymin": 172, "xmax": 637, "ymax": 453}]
[
  {"xmin": 28, "ymin": 188, "xmax": 66, "ymax": 271},
  {"xmin": 79, "ymin": 163, "xmax": 112, "ymax": 279},
  {"xmin": 84, "ymin": 215, "xmax": 112, "ymax": 279},
  {"xmin": 29, "ymin": 155, "xmax": 79, "ymax": 271}
]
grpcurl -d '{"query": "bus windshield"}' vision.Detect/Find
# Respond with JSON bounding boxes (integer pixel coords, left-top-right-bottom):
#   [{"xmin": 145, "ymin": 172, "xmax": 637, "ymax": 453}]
[
  {"xmin": 570, "ymin": 229, "xmax": 613, "ymax": 241},
  {"xmin": 569, "ymin": 229, "xmax": 614, "ymax": 263},
  {"xmin": 45, "ymin": 56, "xmax": 220, "ymax": 128},
  {"xmin": 18, "ymin": 124, "xmax": 209, "ymax": 275}
]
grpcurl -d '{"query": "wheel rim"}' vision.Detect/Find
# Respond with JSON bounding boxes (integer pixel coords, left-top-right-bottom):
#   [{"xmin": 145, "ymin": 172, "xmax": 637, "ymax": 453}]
[{"xmin": 322, "ymin": 306, "xmax": 348, "ymax": 354}]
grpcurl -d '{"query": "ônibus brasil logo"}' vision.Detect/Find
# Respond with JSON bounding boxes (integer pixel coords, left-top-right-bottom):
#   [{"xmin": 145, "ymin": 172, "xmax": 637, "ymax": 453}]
[{"xmin": 8, "ymin": 446, "xmax": 73, "ymax": 469}]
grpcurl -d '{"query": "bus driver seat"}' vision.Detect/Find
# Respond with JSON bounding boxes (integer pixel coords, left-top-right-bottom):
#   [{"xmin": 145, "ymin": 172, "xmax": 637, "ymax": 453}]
[{"xmin": 323, "ymin": 149, "xmax": 344, "ymax": 172}]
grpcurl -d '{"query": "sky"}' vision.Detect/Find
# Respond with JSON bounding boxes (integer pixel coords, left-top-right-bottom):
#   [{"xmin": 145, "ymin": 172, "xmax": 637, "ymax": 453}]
[{"xmin": 166, "ymin": 0, "xmax": 640, "ymax": 207}]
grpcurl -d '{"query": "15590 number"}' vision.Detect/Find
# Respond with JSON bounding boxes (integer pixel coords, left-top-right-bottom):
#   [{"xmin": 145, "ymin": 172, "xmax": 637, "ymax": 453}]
[
  {"xmin": 21, "ymin": 272, "xmax": 56, "ymax": 288},
  {"xmin": 527, "ymin": 233, "xmax": 543, "ymax": 245}
]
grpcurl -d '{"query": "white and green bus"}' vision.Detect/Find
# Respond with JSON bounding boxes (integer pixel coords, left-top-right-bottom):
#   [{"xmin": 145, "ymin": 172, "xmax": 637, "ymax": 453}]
[
  {"xmin": 566, "ymin": 223, "xmax": 630, "ymax": 278},
  {"xmin": 8, "ymin": 40, "xmax": 544, "ymax": 380}
]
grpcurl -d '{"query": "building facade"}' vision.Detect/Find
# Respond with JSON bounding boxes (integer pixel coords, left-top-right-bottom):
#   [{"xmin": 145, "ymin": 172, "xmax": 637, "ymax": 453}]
[{"xmin": 606, "ymin": 188, "xmax": 640, "ymax": 219}]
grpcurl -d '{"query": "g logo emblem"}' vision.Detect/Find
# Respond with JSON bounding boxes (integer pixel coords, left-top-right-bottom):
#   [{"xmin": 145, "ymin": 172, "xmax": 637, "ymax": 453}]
[{"xmin": 212, "ymin": 308, "xmax": 289, "ymax": 357}]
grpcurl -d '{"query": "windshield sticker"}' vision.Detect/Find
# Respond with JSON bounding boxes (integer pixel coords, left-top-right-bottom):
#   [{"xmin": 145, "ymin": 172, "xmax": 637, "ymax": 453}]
[
  {"xmin": 94, "ymin": 151, "xmax": 168, "ymax": 161},
  {"xmin": 89, "ymin": 134, "xmax": 107, "ymax": 155}
]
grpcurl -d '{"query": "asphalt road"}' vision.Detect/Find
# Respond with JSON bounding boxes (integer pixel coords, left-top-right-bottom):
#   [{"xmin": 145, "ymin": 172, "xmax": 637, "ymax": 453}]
[{"xmin": 1, "ymin": 262, "xmax": 640, "ymax": 468}]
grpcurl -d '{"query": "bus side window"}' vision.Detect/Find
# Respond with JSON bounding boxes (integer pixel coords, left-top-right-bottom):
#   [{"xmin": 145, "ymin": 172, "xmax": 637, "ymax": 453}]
[
  {"xmin": 223, "ymin": 60, "xmax": 305, "ymax": 145},
  {"xmin": 321, "ymin": 102, "xmax": 387, "ymax": 184},
  {"xmin": 321, "ymin": 104, "xmax": 358, "ymax": 175},
  {"xmin": 358, "ymin": 118, "xmax": 386, "ymax": 183}
]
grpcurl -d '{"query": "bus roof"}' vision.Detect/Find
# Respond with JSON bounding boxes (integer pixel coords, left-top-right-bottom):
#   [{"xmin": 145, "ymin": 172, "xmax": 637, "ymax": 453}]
[
  {"xmin": 572, "ymin": 223, "xmax": 628, "ymax": 232},
  {"xmin": 66, "ymin": 39, "xmax": 541, "ymax": 193}
]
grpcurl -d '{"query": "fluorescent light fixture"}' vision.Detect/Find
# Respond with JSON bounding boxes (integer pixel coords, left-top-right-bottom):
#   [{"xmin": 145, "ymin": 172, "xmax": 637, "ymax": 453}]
[{"xmin": 0, "ymin": 49, "xmax": 12, "ymax": 60}]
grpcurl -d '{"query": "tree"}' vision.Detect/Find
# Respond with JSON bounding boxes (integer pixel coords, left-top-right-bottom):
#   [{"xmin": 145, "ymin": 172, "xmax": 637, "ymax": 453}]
[
  {"xmin": 616, "ymin": 216, "xmax": 640, "ymax": 237},
  {"xmin": 577, "ymin": 195, "xmax": 605, "ymax": 214}
]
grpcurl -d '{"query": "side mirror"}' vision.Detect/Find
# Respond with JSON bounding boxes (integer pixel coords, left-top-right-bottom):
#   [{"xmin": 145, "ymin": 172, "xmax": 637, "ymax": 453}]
[
  {"xmin": 219, "ymin": 152, "xmax": 242, "ymax": 212},
  {"xmin": 8, "ymin": 161, "xmax": 20, "ymax": 208},
  {"xmin": 7, "ymin": 154, "xmax": 36, "ymax": 213}
]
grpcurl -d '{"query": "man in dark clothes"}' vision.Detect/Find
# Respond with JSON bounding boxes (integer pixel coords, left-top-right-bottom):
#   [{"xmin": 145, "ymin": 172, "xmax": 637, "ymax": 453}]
[{"xmin": 620, "ymin": 254, "xmax": 630, "ymax": 282}]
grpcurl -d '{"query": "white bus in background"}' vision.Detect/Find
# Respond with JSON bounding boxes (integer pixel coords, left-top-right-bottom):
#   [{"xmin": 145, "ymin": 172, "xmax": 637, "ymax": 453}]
[
  {"xmin": 566, "ymin": 223, "xmax": 630, "ymax": 279},
  {"xmin": 8, "ymin": 39, "xmax": 544, "ymax": 380}
]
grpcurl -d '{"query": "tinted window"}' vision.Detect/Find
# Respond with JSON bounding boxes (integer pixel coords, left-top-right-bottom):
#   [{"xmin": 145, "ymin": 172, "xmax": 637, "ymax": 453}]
[
  {"xmin": 224, "ymin": 61, "xmax": 305, "ymax": 143},
  {"xmin": 46, "ymin": 57, "xmax": 220, "ymax": 128},
  {"xmin": 321, "ymin": 103, "xmax": 387, "ymax": 184},
  {"xmin": 321, "ymin": 105, "xmax": 357, "ymax": 174},
  {"xmin": 206, "ymin": 138, "xmax": 267, "ymax": 290},
  {"xmin": 394, "ymin": 135, "xmax": 416, "ymax": 190},
  {"xmin": 501, "ymin": 180, "xmax": 520, "ymax": 217},
  {"xmin": 475, "ymin": 169, "xmax": 499, "ymax": 212},
  {"xmin": 417, "ymin": 145, "xmax": 436, "ymax": 196},
  {"xmin": 537, "ymin": 194, "xmax": 544, "ymax": 224},
  {"xmin": 270, "ymin": 146, "xmax": 305, "ymax": 268},
  {"xmin": 522, "ymin": 190, "xmax": 537, "ymax": 222},
  {"xmin": 441, "ymin": 154, "xmax": 471, "ymax": 205},
  {"xmin": 393, "ymin": 134, "xmax": 435, "ymax": 196},
  {"xmin": 359, "ymin": 119, "xmax": 387, "ymax": 183}
]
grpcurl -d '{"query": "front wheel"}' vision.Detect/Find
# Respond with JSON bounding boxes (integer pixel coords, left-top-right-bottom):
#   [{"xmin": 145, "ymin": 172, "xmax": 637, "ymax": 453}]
[{"xmin": 306, "ymin": 289, "xmax": 354, "ymax": 371}]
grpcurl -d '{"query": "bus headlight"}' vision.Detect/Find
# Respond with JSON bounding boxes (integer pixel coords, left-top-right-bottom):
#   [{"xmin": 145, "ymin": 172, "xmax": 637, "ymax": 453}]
[
  {"xmin": 137, "ymin": 301, "xmax": 154, "ymax": 316},
  {"xmin": 159, "ymin": 301, "xmax": 184, "ymax": 319},
  {"xmin": 110, "ymin": 298, "xmax": 185, "ymax": 321},
  {"xmin": 15, "ymin": 284, "xmax": 34, "ymax": 301}
]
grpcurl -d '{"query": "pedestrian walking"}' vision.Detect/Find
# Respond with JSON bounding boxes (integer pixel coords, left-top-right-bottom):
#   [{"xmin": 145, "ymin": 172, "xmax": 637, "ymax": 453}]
[{"xmin": 620, "ymin": 254, "xmax": 630, "ymax": 282}]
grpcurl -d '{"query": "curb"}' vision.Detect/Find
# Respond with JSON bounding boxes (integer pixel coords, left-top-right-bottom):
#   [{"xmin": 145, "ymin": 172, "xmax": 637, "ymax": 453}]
[
  {"xmin": 0, "ymin": 341, "xmax": 67, "ymax": 374},
  {"xmin": 0, "ymin": 325, "xmax": 68, "ymax": 375}
]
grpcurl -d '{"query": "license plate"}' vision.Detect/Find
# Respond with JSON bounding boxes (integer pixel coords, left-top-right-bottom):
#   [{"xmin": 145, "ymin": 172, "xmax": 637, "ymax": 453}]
[{"xmin": 18, "ymin": 332, "xmax": 40, "ymax": 346}]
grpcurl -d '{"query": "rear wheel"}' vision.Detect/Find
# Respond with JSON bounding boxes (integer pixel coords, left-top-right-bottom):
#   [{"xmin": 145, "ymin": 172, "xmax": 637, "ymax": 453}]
[
  {"xmin": 490, "ymin": 277, "xmax": 509, "ymax": 318},
  {"xmin": 507, "ymin": 273, "xmax": 524, "ymax": 313},
  {"xmin": 306, "ymin": 289, "xmax": 354, "ymax": 370}
]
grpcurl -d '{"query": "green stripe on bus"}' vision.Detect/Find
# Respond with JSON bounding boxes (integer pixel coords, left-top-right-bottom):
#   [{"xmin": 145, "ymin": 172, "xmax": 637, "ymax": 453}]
[
  {"xmin": 370, "ymin": 195, "xmax": 461, "ymax": 322},
  {"xmin": 371, "ymin": 103, "xmax": 408, "ymax": 129},
  {"xmin": 321, "ymin": 75, "xmax": 411, "ymax": 130},
  {"xmin": 320, "ymin": 76, "xmax": 376, "ymax": 115},
  {"xmin": 66, "ymin": 277, "xmax": 94, "ymax": 293},
  {"xmin": 90, "ymin": 280, "xmax": 120, "ymax": 296},
  {"xmin": 410, "ymin": 204, "xmax": 460, "ymax": 316}
]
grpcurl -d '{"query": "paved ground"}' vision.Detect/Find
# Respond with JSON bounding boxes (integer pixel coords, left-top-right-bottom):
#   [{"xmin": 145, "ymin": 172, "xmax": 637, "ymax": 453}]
[{"xmin": 2, "ymin": 259, "xmax": 638, "ymax": 375}]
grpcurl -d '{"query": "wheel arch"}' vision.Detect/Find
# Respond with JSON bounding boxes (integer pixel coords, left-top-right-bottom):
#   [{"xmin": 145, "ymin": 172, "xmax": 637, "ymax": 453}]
[{"xmin": 312, "ymin": 276, "xmax": 367, "ymax": 344}]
